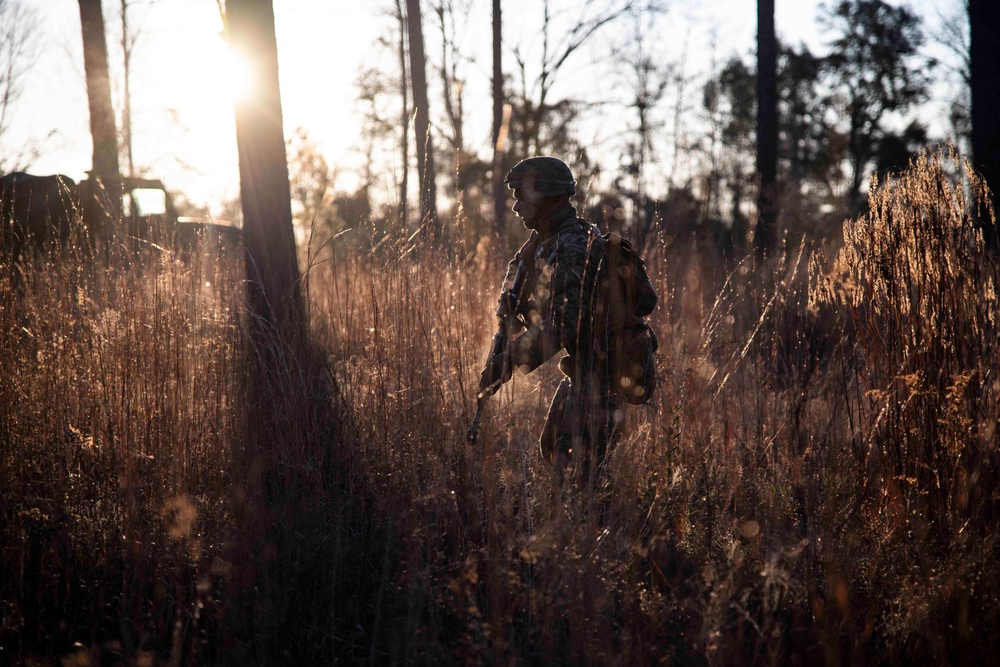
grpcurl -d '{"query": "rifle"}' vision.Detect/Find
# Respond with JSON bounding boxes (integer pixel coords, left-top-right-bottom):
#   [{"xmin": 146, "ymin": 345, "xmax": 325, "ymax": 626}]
[{"xmin": 468, "ymin": 232, "xmax": 537, "ymax": 444}]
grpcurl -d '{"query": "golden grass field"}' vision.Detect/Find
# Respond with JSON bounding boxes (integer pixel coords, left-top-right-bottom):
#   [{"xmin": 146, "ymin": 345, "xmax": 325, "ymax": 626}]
[{"xmin": 2, "ymin": 148, "xmax": 998, "ymax": 665}]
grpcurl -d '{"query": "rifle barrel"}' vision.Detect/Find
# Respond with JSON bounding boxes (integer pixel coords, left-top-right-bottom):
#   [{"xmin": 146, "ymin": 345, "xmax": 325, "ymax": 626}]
[
  {"xmin": 468, "ymin": 231, "xmax": 537, "ymax": 445},
  {"xmin": 467, "ymin": 401, "xmax": 484, "ymax": 444}
]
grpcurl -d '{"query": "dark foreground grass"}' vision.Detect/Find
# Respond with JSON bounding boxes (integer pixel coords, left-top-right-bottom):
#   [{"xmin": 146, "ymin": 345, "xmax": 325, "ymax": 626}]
[{"xmin": 2, "ymin": 147, "xmax": 999, "ymax": 665}]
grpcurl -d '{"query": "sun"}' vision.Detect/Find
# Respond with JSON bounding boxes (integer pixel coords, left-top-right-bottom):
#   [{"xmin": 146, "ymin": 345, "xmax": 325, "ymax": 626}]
[
  {"xmin": 136, "ymin": 12, "xmax": 250, "ymax": 210},
  {"xmin": 164, "ymin": 25, "xmax": 252, "ymax": 112},
  {"xmin": 210, "ymin": 35, "xmax": 253, "ymax": 106}
]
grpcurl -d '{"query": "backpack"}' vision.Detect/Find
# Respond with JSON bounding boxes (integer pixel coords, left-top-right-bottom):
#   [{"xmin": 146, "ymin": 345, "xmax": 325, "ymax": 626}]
[{"xmin": 600, "ymin": 233, "xmax": 659, "ymax": 405}]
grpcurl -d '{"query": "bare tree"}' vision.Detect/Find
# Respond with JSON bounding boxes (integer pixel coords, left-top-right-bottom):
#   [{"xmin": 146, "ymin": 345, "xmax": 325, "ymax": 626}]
[
  {"xmin": 755, "ymin": 0, "xmax": 778, "ymax": 257},
  {"xmin": 932, "ymin": 4, "xmax": 971, "ymax": 156},
  {"xmin": 432, "ymin": 0, "xmax": 475, "ymax": 231},
  {"xmin": 355, "ymin": 65, "xmax": 396, "ymax": 217},
  {"xmin": 432, "ymin": 0, "xmax": 467, "ymax": 165},
  {"xmin": 119, "ymin": 0, "xmax": 134, "ymax": 175},
  {"xmin": 102, "ymin": 0, "xmax": 169, "ymax": 177},
  {"xmin": 287, "ymin": 127, "xmax": 339, "ymax": 237},
  {"xmin": 511, "ymin": 0, "xmax": 641, "ymax": 157},
  {"xmin": 491, "ymin": 0, "xmax": 507, "ymax": 238},
  {"xmin": 405, "ymin": 0, "xmax": 438, "ymax": 238},
  {"xmin": 970, "ymin": 0, "xmax": 1000, "ymax": 250},
  {"xmin": 394, "ymin": 0, "xmax": 410, "ymax": 228},
  {"xmin": 0, "ymin": 0, "xmax": 43, "ymax": 172},
  {"xmin": 615, "ymin": 13, "xmax": 669, "ymax": 251},
  {"xmin": 664, "ymin": 15, "xmax": 694, "ymax": 189},
  {"xmin": 226, "ymin": 0, "xmax": 304, "ymax": 341},
  {"xmin": 78, "ymin": 0, "xmax": 123, "ymax": 222},
  {"xmin": 115, "ymin": 0, "xmax": 170, "ymax": 176}
]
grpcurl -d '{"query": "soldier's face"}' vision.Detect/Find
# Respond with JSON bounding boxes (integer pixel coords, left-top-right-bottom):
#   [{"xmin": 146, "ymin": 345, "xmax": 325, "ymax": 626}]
[{"xmin": 511, "ymin": 183, "xmax": 546, "ymax": 229}]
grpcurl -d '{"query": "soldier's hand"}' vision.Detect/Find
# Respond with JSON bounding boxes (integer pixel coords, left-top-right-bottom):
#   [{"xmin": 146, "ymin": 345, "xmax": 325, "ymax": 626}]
[
  {"xmin": 519, "ymin": 299, "xmax": 540, "ymax": 326},
  {"xmin": 479, "ymin": 350, "xmax": 513, "ymax": 397},
  {"xmin": 496, "ymin": 290, "xmax": 520, "ymax": 320}
]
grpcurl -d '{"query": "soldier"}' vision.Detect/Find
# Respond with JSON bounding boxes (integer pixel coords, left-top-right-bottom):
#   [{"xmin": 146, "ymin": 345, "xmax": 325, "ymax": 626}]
[{"xmin": 478, "ymin": 156, "xmax": 622, "ymax": 481}]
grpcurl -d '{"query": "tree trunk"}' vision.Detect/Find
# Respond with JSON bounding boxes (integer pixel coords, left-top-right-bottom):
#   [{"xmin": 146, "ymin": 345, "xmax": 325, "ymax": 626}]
[
  {"xmin": 436, "ymin": 4, "xmax": 463, "ymax": 161},
  {"xmin": 970, "ymin": 0, "xmax": 1000, "ymax": 250},
  {"xmin": 227, "ymin": 0, "xmax": 304, "ymax": 343},
  {"xmin": 395, "ymin": 0, "xmax": 409, "ymax": 229},
  {"xmin": 78, "ymin": 0, "xmax": 122, "ymax": 225},
  {"xmin": 120, "ymin": 0, "xmax": 133, "ymax": 175},
  {"xmin": 492, "ymin": 0, "xmax": 507, "ymax": 239},
  {"xmin": 754, "ymin": 0, "xmax": 778, "ymax": 258},
  {"xmin": 405, "ymin": 0, "xmax": 438, "ymax": 238},
  {"xmin": 847, "ymin": 107, "xmax": 866, "ymax": 216}
]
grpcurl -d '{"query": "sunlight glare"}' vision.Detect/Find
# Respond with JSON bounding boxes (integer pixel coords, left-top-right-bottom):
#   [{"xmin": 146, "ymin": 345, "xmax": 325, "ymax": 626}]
[
  {"xmin": 216, "ymin": 39, "xmax": 252, "ymax": 105},
  {"xmin": 186, "ymin": 31, "xmax": 252, "ymax": 108}
]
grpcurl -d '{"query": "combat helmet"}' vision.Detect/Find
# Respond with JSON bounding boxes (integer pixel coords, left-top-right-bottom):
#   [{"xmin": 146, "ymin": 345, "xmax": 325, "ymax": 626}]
[{"xmin": 504, "ymin": 156, "xmax": 577, "ymax": 197}]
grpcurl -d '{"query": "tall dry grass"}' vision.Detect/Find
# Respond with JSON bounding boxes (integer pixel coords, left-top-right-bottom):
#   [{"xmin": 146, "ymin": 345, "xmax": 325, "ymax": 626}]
[
  {"xmin": 1, "ymin": 236, "xmax": 244, "ymax": 662},
  {"xmin": 2, "ymin": 146, "xmax": 998, "ymax": 665},
  {"xmin": 311, "ymin": 146, "xmax": 1000, "ymax": 664}
]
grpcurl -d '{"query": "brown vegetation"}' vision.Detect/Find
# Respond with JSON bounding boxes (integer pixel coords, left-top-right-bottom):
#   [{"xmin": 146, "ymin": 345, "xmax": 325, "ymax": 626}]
[{"xmin": 1, "ymin": 148, "xmax": 998, "ymax": 664}]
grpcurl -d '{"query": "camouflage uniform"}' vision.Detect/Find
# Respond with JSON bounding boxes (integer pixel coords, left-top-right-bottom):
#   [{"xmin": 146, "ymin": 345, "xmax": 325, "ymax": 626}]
[{"xmin": 502, "ymin": 205, "xmax": 623, "ymax": 477}]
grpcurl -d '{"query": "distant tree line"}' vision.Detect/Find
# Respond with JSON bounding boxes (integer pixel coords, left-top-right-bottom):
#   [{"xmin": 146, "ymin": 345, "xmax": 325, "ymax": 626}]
[
  {"xmin": 279, "ymin": 0, "xmax": 996, "ymax": 264},
  {"xmin": 1, "ymin": 0, "xmax": 996, "ymax": 262}
]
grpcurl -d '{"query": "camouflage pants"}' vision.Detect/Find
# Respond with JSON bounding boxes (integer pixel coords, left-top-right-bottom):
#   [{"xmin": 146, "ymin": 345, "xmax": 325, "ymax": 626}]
[{"xmin": 538, "ymin": 370, "xmax": 623, "ymax": 481}]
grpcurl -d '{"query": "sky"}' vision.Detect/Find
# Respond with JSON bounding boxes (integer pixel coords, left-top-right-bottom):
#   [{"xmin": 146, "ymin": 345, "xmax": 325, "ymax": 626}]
[{"xmin": 3, "ymin": 0, "xmax": 962, "ymax": 217}]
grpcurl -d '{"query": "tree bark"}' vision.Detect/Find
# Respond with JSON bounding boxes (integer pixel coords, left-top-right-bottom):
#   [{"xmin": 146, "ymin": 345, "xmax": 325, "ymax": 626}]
[
  {"xmin": 405, "ymin": 0, "xmax": 438, "ymax": 238},
  {"xmin": 395, "ymin": 0, "xmax": 409, "ymax": 229},
  {"xmin": 436, "ymin": 3, "xmax": 464, "ymax": 161},
  {"xmin": 78, "ymin": 0, "xmax": 122, "ymax": 223},
  {"xmin": 754, "ymin": 0, "xmax": 778, "ymax": 258},
  {"xmin": 492, "ymin": 0, "xmax": 507, "ymax": 239},
  {"xmin": 970, "ymin": 0, "xmax": 1000, "ymax": 250},
  {"xmin": 227, "ymin": 0, "xmax": 304, "ymax": 343},
  {"xmin": 120, "ymin": 0, "xmax": 133, "ymax": 175}
]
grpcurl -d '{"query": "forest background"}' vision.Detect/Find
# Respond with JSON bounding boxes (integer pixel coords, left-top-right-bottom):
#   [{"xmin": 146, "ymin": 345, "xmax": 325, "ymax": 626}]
[
  {"xmin": 2, "ymin": 0, "xmax": 975, "ymax": 251},
  {"xmin": 2, "ymin": 0, "xmax": 1000, "ymax": 665}
]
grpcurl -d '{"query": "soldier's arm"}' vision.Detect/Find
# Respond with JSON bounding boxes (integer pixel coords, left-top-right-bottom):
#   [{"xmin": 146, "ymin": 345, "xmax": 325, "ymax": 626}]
[
  {"xmin": 496, "ymin": 236, "xmax": 541, "ymax": 320},
  {"xmin": 507, "ymin": 233, "xmax": 595, "ymax": 371},
  {"xmin": 546, "ymin": 234, "xmax": 600, "ymax": 348},
  {"xmin": 501, "ymin": 235, "xmax": 539, "ymax": 291},
  {"xmin": 508, "ymin": 323, "xmax": 562, "ymax": 373}
]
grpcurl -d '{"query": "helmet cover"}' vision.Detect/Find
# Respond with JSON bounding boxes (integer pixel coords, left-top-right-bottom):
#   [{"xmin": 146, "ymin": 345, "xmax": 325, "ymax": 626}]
[{"xmin": 504, "ymin": 156, "xmax": 576, "ymax": 197}]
